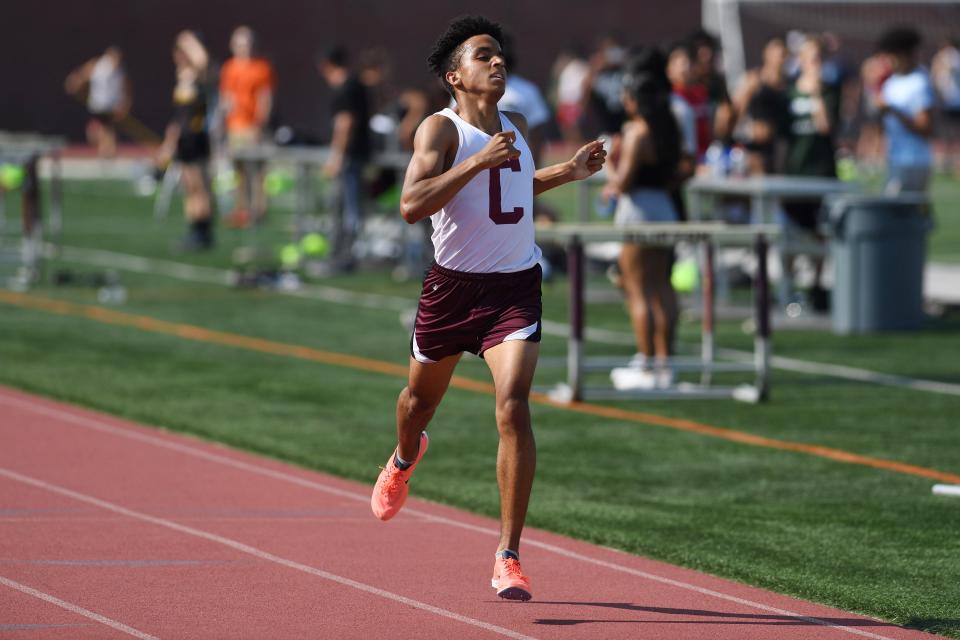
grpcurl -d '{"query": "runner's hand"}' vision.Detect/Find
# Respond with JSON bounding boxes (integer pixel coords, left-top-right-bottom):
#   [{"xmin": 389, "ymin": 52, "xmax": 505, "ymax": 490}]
[
  {"xmin": 475, "ymin": 131, "xmax": 521, "ymax": 169},
  {"xmin": 569, "ymin": 140, "xmax": 607, "ymax": 180}
]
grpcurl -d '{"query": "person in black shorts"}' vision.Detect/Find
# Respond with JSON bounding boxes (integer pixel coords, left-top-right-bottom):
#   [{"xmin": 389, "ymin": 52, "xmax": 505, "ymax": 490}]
[
  {"xmin": 158, "ymin": 31, "xmax": 213, "ymax": 251},
  {"xmin": 783, "ymin": 34, "xmax": 838, "ymax": 307}
]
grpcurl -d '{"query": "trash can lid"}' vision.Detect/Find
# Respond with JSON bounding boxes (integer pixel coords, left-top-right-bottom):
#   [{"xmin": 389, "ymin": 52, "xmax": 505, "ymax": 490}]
[
  {"xmin": 825, "ymin": 193, "xmax": 933, "ymax": 236},
  {"xmin": 827, "ymin": 193, "xmax": 930, "ymax": 211}
]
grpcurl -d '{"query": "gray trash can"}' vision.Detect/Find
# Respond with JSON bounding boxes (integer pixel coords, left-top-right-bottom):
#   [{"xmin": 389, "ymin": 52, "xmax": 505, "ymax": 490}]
[{"xmin": 828, "ymin": 194, "xmax": 932, "ymax": 334}]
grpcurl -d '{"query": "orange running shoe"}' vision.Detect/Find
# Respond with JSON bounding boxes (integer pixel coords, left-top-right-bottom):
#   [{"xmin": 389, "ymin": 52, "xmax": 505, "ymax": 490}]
[
  {"xmin": 370, "ymin": 432, "xmax": 429, "ymax": 521},
  {"xmin": 491, "ymin": 554, "xmax": 532, "ymax": 601}
]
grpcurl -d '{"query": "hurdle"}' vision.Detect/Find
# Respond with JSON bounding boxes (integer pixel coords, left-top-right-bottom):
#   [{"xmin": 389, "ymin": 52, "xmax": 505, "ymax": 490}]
[
  {"xmin": 0, "ymin": 132, "xmax": 66, "ymax": 288},
  {"xmin": 534, "ymin": 222, "xmax": 779, "ymax": 404}
]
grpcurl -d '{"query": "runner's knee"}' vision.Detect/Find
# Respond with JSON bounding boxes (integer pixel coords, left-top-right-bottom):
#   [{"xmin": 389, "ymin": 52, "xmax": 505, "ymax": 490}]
[
  {"xmin": 401, "ymin": 387, "xmax": 441, "ymax": 420},
  {"xmin": 495, "ymin": 397, "xmax": 531, "ymax": 436}
]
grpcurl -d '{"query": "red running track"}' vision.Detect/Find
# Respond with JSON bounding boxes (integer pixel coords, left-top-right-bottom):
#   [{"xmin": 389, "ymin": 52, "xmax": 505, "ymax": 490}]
[{"xmin": 0, "ymin": 386, "xmax": 944, "ymax": 640}]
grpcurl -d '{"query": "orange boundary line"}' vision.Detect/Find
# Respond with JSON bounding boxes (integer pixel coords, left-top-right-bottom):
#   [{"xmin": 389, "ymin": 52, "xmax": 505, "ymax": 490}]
[{"xmin": 3, "ymin": 289, "xmax": 958, "ymax": 485}]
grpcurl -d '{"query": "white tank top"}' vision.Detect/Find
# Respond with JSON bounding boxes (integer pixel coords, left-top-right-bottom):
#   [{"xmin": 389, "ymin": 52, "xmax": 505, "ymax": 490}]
[
  {"xmin": 429, "ymin": 108, "xmax": 541, "ymax": 273},
  {"xmin": 87, "ymin": 56, "xmax": 125, "ymax": 113}
]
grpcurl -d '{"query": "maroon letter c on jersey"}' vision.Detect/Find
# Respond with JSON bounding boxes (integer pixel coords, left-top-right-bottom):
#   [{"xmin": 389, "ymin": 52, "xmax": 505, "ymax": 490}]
[{"xmin": 488, "ymin": 158, "xmax": 523, "ymax": 225}]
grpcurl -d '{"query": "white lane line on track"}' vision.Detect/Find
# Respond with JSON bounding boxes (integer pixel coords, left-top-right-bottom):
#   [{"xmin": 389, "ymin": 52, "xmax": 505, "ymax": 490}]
[
  {"xmin": 51, "ymin": 244, "xmax": 960, "ymax": 397},
  {"xmin": 0, "ymin": 575, "xmax": 158, "ymax": 640},
  {"xmin": 1, "ymin": 392, "xmax": 903, "ymax": 640},
  {"xmin": 0, "ymin": 467, "xmax": 538, "ymax": 640}
]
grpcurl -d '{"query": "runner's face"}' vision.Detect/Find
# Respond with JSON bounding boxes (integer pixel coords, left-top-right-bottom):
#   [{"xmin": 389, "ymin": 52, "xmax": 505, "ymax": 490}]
[{"xmin": 447, "ymin": 35, "xmax": 506, "ymax": 98}]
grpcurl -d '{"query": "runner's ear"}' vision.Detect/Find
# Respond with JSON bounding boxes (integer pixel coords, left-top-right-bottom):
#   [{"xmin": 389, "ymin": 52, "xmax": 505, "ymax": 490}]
[{"xmin": 445, "ymin": 70, "xmax": 461, "ymax": 92}]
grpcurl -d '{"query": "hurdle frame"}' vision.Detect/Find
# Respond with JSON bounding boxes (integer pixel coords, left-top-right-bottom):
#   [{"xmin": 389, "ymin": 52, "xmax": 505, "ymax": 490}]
[
  {"xmin": 535, "ymin": 222, "xmax": 779, "ymax": 404},
  {"xmin": 226, "ymin": 145, "xmax": 416, "ymax": 268},
  {"xmin": 0, "ymin": 132, "xmax": 66, "ymax": 286}
]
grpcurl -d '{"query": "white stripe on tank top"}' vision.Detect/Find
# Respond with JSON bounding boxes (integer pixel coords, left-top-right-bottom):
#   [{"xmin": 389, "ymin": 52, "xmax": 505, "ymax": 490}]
[{"xmin": 429, "ymin": 108, "xmax": 541, "ymax": 273}]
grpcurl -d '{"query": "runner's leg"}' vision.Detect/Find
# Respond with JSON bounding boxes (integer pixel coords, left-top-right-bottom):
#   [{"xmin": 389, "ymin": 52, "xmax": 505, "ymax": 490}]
[
  {"xmin": 396, "ymin": 354, "xmax": 461, "ymax": 461},
  {"xmin": 483, "ymin": 340, "xmax": 539, "ymax": 553}
]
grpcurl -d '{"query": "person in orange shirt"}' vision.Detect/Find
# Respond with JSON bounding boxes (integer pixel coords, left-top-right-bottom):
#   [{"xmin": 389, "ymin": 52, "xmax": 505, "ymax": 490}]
[{"xmin": 220, "ymin": 25, "xmax": 275, "ymax": 226}]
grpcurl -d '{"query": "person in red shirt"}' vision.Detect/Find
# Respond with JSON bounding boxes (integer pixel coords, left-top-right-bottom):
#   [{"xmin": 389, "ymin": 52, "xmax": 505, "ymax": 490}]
[
  {"xmin": 219, "ymin": 26, "xmax": 275, "ymax": 226},
  {"xmin": 667, "ymin": 42, "xmax": 711, "ymax": 160}
]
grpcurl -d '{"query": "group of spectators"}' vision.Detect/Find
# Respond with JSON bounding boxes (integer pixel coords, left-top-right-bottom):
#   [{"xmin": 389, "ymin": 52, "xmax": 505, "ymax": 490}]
[
  {"xmin": 65, "ymin": 27, "xmax": 373, "ymax": 258},
  {"xmin": 65, "ymin": 24, "xmax": 956, "ymax": 257},
  {"xmin": 558, "ymin": 27, "xmax": 956, "ymax": 191},
  {"xmin": 552, "ymin": 26, "xmax": 950, "ymax": 389}
]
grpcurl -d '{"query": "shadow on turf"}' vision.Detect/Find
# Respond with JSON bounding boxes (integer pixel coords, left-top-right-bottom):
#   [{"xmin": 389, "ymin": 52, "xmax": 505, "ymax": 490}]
[
  {"xmin": 528, "ymin": 602, "xmax": 901, "ymax": 629},
  {"xmin": 904, "ymin": 618, "xmax": 960, "ymax": 635}
]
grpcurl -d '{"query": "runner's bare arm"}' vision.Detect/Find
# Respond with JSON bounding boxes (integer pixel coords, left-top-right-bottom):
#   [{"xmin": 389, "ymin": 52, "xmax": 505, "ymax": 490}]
[
  {"xmin": 502, "ymin": 110, "xmax": 607, "ymax": 195},
  {"xmin": 400, "ymin": 114, "xmax": 521, "ymax": 223},
  {"xmin": 533, "ymin": 139, "xmax": 606, "ymax": 195}
]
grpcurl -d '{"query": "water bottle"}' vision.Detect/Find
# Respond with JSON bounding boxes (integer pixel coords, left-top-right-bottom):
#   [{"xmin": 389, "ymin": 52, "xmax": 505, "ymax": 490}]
[
  {"xmin": 729, "ymin": 145, "xmax": 748, "ymax": 178},
  {"xmin": 705, "ymin": 142, "xmax": 729, "ymax": 177}
]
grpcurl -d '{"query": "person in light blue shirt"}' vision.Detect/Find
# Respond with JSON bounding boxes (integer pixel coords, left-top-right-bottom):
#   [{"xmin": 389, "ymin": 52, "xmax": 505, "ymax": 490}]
[{"xmin": 876, "ymin": 26, "xmax": 935, "ymax": 193}]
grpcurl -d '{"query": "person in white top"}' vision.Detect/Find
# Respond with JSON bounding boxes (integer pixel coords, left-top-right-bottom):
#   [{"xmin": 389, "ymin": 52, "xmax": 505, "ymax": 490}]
[
  {"xmin": 932, "ymin": 37, "xmax": 960, "ymax": 174},
  {"xmin": 876, "ymin": 26, "xmax": 935, "ymax": 193},
  {"xmin": 64, "ymin": 46, "xmax": 131, "ymax": 158},
  {"xmin": 370, "ymin": 15, "xmax": 605, "ymax": 602}
]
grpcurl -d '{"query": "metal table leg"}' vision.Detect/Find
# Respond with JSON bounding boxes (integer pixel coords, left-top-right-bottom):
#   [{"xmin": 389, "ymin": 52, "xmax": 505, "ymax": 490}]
[
  {"xmin": 567, "ymin": 235, "xmax": 584, "ymax": 401},
  {"xmin": 701, "ymin": 240, "xmax": 715, "ymax": 386},
  {"xmin": 754, "ymin": 234, "xmax": 771, "ymax": 400}
]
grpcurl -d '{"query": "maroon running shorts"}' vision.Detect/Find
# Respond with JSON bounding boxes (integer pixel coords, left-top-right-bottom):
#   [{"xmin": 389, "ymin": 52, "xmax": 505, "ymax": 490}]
[{"xmin": 411, "ymin": 262, "xmax": 542, "ymax": 363}]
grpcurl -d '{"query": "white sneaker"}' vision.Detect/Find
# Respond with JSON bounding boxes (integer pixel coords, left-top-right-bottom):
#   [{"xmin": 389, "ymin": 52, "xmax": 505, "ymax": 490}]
[
  {"xmin": 627, "ymin": 353, "xmax": 649, "ymax": 369},
  {"xmin": 655, "ymin": 367, "xmax": 675, "ymax": 389},
  {"xmin": 611, "ymin": 366, "xmax": 658, "ymax": 390}
]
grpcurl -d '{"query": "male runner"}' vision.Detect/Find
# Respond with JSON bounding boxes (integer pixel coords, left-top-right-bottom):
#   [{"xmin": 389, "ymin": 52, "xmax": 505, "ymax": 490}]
[{"xmin": 370, "ymin": 15, "xmax": 606, "ymax": 602}]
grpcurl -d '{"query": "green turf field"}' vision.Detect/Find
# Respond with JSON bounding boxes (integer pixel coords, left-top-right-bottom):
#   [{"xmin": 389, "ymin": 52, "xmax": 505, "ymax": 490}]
[{"xmin": 1, "ymin": 177, "xmax": 958, "ymax": 637}]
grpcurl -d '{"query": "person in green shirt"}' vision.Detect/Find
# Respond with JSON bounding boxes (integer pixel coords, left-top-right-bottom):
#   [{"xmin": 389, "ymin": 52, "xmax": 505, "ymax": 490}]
[
  {"xmin": 785, "ymin": 35, "xmax": 839, "ymax": 180},
  {"xmin": 783, "ymin": 34, "xmax": 838, "ymax": 310}
]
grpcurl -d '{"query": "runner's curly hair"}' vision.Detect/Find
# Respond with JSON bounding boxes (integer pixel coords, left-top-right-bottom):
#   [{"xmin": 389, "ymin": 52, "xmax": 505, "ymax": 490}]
[{"xmin": 427, "ymin": 15, "xmax": 504, "ymax": 97}]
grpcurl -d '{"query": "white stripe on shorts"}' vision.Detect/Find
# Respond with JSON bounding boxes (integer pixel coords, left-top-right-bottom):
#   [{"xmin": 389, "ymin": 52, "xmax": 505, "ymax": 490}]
[
  {"xmin": 412, "ymin": 332, "xmax": 437, "ymax": 364},
  {"xmin": 502, "ymin": 321, "xmax": 539, "ymax": 343}
]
